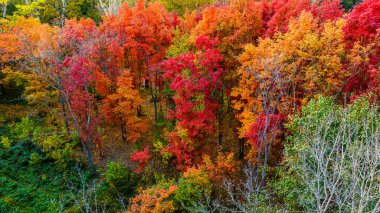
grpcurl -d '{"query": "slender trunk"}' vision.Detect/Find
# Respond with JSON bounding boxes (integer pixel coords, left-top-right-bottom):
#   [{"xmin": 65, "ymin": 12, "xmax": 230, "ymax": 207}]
[
  {"xmin": 85, "ymin": 87, "xmax": 97, "ymax": 174},
  {"xmin": 59, "ymin": 92, "xmax": 71, "ymax": 135},
  {"xmin": 218, "ymin": 90, "xmax": 223, "ymax": 146},
  {"xmin": 238, "ymin": 137, "xmax": 245, "ymax": 160},
  {"xmin": 64, "ymin": 93, "xmax": 97, "ymax": 174},
  {"xmin": 137, "ymin": 106, "xmax": 142, "ymax": 118},
  {"xmin": 159, "ymin": 98, "xmax": 162, "ymax": 116},
  {"xmin": 2, "ymin": 2, "xmax": 7, "ymax": 19},
  {"xmin": 61, "ymin": 0, "xmax": 67, "ymax": 27},
  {"xmin": 121, "ymin": 124, "xmax": 127, "ymax": 142},
  {"xmin": 86, "ymin": 134, "xmax": 97, "ymax": 174},
  {"xmin": 0, "ymin": 83, "xmax": 6, "ymax": 96},
  {"xmin": 150, "ymin": 78, "xmax": 158, "ymax": 124},
  {"xmin": 153, "ymin": 97, "xmax": 158, "ymax": 123}
]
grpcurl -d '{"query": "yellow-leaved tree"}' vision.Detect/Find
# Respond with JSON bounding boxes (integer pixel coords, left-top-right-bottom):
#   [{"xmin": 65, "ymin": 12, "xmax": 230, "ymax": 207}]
[
  {"xmin": 231, "ymin": 13, "xmax": 349, "ymax": 185},
  {"xmin": 232, "ymin": 12, "xmax": 348, "ymax": 138}
]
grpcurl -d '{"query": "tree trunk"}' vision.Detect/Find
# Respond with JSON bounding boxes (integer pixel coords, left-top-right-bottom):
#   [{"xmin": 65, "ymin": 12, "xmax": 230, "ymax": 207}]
[
  {"xmin": 2, "ymin": 2, "xmax": 7, "ymax": 19},
  {"xmin": 121, "ymin": 124, "xmax": 127, "ymax": 142},
  {"xmin": 149, "ymin": 78, "xmax": 158, "ymax": 124},
  {"xmin": 86, "ymin": 138, "xmax": 98, "ymax": 174},
  {"xmin": 218, "ymin": 91, "xmax": 224, "ymax": 146},
  {"xmin": 153, "ymin": 96, "xmax": 158, "ymax": 123},
  {"xmin": 238, "ymin": 137, "xmax": 245, "ymax": 160},
  {"xmin": 59, "ymin": 92, "xmax": 71, "ymax": 135},
  {"xmin": 137, "ymin": 105, "xmax": 142, "ymax": 117},
  {"xmin": 0, "ymin": 83, "xmax": 6, "ymax": 96},
  {"xmin": 61, "ymin": 0, "xmax": 67, "ymax": 27}
]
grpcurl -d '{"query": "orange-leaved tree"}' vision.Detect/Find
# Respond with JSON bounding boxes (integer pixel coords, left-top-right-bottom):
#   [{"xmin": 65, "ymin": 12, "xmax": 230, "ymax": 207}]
[{"xmin": 232, "ymin": 12, "xmax": 348, "ymax": 188}]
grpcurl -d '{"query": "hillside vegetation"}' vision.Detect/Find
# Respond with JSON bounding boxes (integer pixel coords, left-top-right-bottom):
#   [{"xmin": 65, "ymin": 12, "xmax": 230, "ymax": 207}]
[{"xmin": 0, "ymin": 0, "xmax": 379, "ymax": 212}]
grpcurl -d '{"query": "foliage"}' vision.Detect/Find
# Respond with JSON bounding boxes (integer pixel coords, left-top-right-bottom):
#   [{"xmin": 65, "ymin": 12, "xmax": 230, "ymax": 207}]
[
  {"xmin": 232, "ymin": 12, "xmax": 348, "ymax": 164},
  {"xmin": 201, "ymin": 152, "xmax": 238, "ymax": 183},
  {"xmin": 344, "ymin": 0, "xmax": 380, "ymax": 45},
  {"xmin": 160, "ymin": 35, "xmax": 224, "ymax": 170},
  {"xmin": 12, "ymin": 0, "xmax": 100, "ymax": 24},
  {"xmin": 191, "ymin": 0, "xmax": 264, "ymax": 71},
  {"xmin": 0, "ymin": 136, "xmax": 11, "ymax": 149},
  {"xmin": 127, "ymin": 182, "xmax": 178, "ymax": 213},
  {"xmin": 0, "ymin": 0, "xmax": 379, "ymax": 212},
  {"xmin": 343, "ymin": 0, "xmax": 380, "ymax": 99},
  {"xmin": 283, "ymin": 96, "xmax": 380, "ymax": 212},
  {"xmin": 0, "ymin": 123, "xmax": 83, "ymax": 212},
  {"xmin": 102, "ymin": 71, "xmax": 147, "ymax": 143},
  {"xmin": 130, "ymin": 147, "xmax": 152, "ymax": 173},
  {"xmin": 104, "ymin": 161, "xmax": 135, "ymax": 193},
  {"xmin": 165, "ymin": 28, "xmax": 191, "ymax": 58},
  {"xmin": 174, "ymin": 167, "xmax": 211, "ymax": 209},
  {"xmin": 159, "ymin": 0, "xmax": 213, "ymax": 16},
  {"xmin": 34, "ymin": 133, "xmax": 77, "ymax": 169}
]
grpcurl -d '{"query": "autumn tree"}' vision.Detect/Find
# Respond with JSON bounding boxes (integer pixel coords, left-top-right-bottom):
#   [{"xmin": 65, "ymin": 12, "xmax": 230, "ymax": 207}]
[
  {"xmin": 0, "ymin": 17, "xmax": 65, "ymax": 119},
  {"xmin": 60, "ymin": 55, "xmax": 100, "ymax": 173},
  {"xmin": 159, "ymin": 0, "xmax": 213, "ymax": 16},
  {"xmin": 191, "ymin": 0, "xmax": 264, "ymax": 71},
  {"xmin": 343, "ymin": 0, "xmax": 380, "ymax": 100},
  {"xmin": 232, "ymin": 12, "xmax": 349, "ymax": 188},
  {"xmin": 97, "ymin": 0, "xmax": 174, "ymax": 133},
  {"xmin": 100, "ymin": 0, "xmax": 174, "ymax": 87},
  {"xmin": 101, "ymin": 71, "xmax": 147, "ymax": 143},
  {"xmin": 0, "ymin": 16, "xmax": 101, "ymax": 173},
  {"xmin": 264, "ymin": 0, "xmax": 343, "ymax": 37},
  {"xmin": 160, "ymin": 36, "xmax": 224, "ymax": 170},
  {"xmin": 127, "ymin": 182, "xmax": 178, "ymax": 213},
  {"xmin": 13, "ymin": 0, "xmax": 101, "ymax": 25}
]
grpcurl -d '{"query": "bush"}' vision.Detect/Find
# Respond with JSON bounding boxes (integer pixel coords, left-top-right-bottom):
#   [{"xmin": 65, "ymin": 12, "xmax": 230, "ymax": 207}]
[
  {"xmin": 29, "ymin": 152, "xmax": 43, "ymax": 164},
  {"xmin": 0, "ymin": 136, "xmax": 11, "ymax": 149},
  {"xmin": 104, "ymin": 161, "xmax": 135, "ymax": 195},
  {"xmin": 174, "ymin": 167, "xmax": 212, "ymax": 210},
  {"xmin": 127, "ymin": 181, "xmax": 178, "ymax": 213}
]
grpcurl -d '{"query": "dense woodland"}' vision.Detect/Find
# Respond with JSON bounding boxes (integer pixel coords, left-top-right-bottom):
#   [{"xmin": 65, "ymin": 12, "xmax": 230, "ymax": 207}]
[{"xmin": 0, "ymin": 0, "xmax": 379, "ymax": 212}]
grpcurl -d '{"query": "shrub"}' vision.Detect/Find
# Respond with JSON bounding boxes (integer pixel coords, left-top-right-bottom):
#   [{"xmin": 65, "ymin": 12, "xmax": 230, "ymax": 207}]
[
  {"xmin": 127, "ymin": 182, "xmax": 178, "ymax": 213},
  {"xmin": 174, "ymin": 167, "xmax": 212, "ymax": 209},
  {"xmin": 104, "ymin": 161, "xmax": 135, "ymax": 195},
  {"xmin": 0, "ymin": 136, "xmax": 11, "ymax": 149}
]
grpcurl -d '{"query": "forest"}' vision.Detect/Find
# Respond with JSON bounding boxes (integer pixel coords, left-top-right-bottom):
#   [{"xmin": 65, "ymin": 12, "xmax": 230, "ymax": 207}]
[{"xmin": 0, "ymin": 0, "xmax": 379, "ymax": 212}]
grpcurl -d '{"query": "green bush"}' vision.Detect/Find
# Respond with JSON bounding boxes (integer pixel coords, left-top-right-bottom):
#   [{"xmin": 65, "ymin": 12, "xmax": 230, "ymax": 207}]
[
  {"xmin": 104, "ymin": 161, "xmax": 135, "ymax": 194},
  {"xmin": 174, "ymin": 168, "xmax": 212, "ymax": 210},
  {"xmin": 29, "ymin": 152, "xmax": 43, "ymax": 164}
]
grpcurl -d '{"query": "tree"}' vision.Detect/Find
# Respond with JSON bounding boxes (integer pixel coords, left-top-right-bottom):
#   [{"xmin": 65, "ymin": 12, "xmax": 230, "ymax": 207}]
[
  {"xmin": 284, "ymin": 96, "xmax": 380, "ymax": 212},
  {"xmin": 14, "ymin": 0, "xmax": 101, "ymax": 25},
  {"xmin": 98, "ymin": 0, "xmax": 174, "ymax": 127},
  {"xmin": 0, "ymin": 16, "xmax": 101, "ymax": 173},
  {"xmin": 233, "ymin": 12, "xmax": 348, "ymax": 136},
  {"xmin": 100, "ymin": 0, "xmax": 174, "ymax": 87},
  {"xmin": 0, "ymin": 0, "xmax": 8, "ymax": 18},
  {"xmin": 344, "ymin": 0, "xmax": 380, "ymax": 46},
  {"xmin": 159, "ymin": 0, "xmax": 213, "ymax": 16},
  {"xmin": 232, "ymin": 12, "xmax": 348, "ymax": 188},
  {"xmin": 60, "ymin": 55, "xmax": 100, "ymax": 173},
  {"xmin": 343, "ymin": 0, "xmax": 380, "ymax": 100},
  {"xmin": 192, "ymin": 0, "xmax": 264, "ymax": 71},
  {"xmin": 97, "ymin": 0, "xmax": 124, "ymax": 15},
  {"xmin": 130, "ymin": 147, "xmax": 151, "ymax": 172},
  {"xmin": 264, "ymin": 0, "xmax": 343, "ymax": 37},
  {"xmin": 127, "ymin": 183, "xmax": 178, "ymax": 213},
  {"xmin": 101, "ymin": 70, "xmax": 147, "ymax": 143},
  {"xmin": 160, "ymin": 36, "xmax": 224, "ymax": 170}
]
